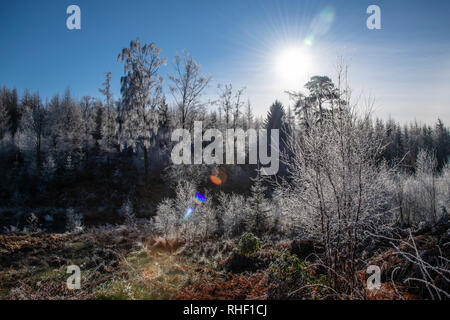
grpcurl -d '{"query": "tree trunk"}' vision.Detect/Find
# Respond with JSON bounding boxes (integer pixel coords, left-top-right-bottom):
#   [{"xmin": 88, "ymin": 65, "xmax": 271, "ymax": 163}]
[{"xmin": 143, "ymin": 144, "xmax": 149, "ymax": 182}]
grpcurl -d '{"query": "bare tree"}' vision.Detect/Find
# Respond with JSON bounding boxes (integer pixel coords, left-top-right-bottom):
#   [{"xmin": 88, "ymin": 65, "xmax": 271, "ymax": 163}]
[
  {"xmin": 233, "ymin": 87, "xmax": 245, "ymax": 130},
  {"xmin": 168, "ymin": 50, "xmax": 211, "ymax": 130},
  {"xmin": 217, "ymin": 84, "xmax": 245, "ymax": 130},
  {"xmin": 218, "ymin": 84, "xmax": 233, "ymax": 129}
]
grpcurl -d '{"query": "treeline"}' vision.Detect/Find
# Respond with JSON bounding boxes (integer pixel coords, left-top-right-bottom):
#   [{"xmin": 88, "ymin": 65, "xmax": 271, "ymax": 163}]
[{"xmin": 0, "ymin": 39, "xmax": 448, "ymax": 213}]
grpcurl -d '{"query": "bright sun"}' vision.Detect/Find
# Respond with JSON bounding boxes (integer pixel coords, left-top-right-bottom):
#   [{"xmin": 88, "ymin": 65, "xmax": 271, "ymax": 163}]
[{"xmin": 275, "ymin": 46, "xmax": 312, "ymax": 88}]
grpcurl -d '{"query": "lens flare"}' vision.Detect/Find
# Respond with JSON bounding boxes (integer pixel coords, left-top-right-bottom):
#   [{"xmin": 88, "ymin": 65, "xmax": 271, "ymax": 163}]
[
  {"xmin": 194, "ymin": 192, "xmax": 207, "ymax": 205},
  {"xmin": 210, "ymin": 175, "xmax": 222, "ymax": 185},
  {"xmin": 210, "ymin": 167, "xmax": 227, "ymax": 186},
  {"xmin": 184, "ymin": 206, "xmax": 194, "ymax": 219},
  {"xmin": 304, "ymin": 34, "xmax": 315, "ymax": 47},
  {"xmin": 304, "ymin": 6, "xmax": 335, "ymax": 47}
]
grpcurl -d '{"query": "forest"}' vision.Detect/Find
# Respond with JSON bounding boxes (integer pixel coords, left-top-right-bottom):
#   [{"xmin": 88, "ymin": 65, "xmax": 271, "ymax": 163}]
[{"xmin": 0, "ymin": 38, "xmax": 449, "ymax": 300}]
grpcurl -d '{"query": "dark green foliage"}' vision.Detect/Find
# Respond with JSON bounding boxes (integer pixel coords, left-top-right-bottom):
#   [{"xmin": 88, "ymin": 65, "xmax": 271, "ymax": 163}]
[
  {"xmin": 264, "ymin": 101, "xmax": 291, "ymax": 177},
  {"xmin": 236, "ymin": 232, "xmax": 261, "ymax": 257},
  {"xmin": 267, "ymin": 250, "xmax": 317, "ymax": 299}
]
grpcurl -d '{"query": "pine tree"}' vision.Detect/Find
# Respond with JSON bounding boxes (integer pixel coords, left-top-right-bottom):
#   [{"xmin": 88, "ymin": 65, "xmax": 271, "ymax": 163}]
[
  {"xmin": 264, "ymin": 100, "xmax": 285, "ymax": 130},
  {"xmin": 434, "ymin": 119, "xmax": 449, "ymax": 171},
  {"xmin": 304, "ymin": 75, "xmax": 339, "ymax": 120},
  {"xmin": 158, "ymin": 96, "xmax": 170, "ymax": 129},
  {"xmin": 99, "ymin": 72, "xmax": 118, "ymax": 152},
  {"xmin": 265, "ymin": 100, "xmax": 289, "ymax": 176},
  {"xmin": 99, "ymin": 72, "xmax": 113, "ymax": 109},
  {"xmin": 155, "ymin": 96, "xmax": 171, "ymax": 154},
  {"xmin": 93, "ymin": 102, "xmax": 103, "ymax": 142},
  {"xmin": 247, "ymin": 173, "xmax": 271, "ymax": 236}
]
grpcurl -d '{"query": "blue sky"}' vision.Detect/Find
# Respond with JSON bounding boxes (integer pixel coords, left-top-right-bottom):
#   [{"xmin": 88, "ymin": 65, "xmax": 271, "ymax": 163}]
[{"xmin": 0, "ymin": 0, "xmax": 449, "ymax": 123}]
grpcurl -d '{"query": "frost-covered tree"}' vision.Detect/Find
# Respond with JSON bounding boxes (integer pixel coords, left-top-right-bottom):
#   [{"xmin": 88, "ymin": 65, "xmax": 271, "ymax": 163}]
[
  {"xmin": 98, "ymin": 72, "xmax": 118, "ymax": 152},
  {"xmin": 217, "ymin": 84, "xmax": 233, "ymax": 129},
  {"xmin": 278, "ymin": 68, "xmax": 395, "ymax": 290},
  {"xmin": 217, "ymin": 84, "xmax": 245, "ymax": 130},
  {"xmin": 158, "ymin": 96, "xmax": 170, "ymax": 129},
  {"xmin": 150, "ymin": 96, "xmax": 172, "ymax": 167},
  {"xmin": 79, "ymin": 96, "xmax": 96, "ymax": 163},
  {"xmin": 155, "ymin": 180, "xmax": 215, "ymax": 239},
  {"xmin": 0, "ymin": 93, "xmax": 9, "ymax": 143},
  {"xmin": 121, "ymin": 198, "xmax": 137, "ymax": 228},
  {"xmin": 118, "ymin": 39, "xmax": 165, "ymax": 180},
  {"xmin": 397, "ymin": 149, "xmax": 449, "ymax": 224},
  {"xmin": 99, "ymin": 72, "xmax": 113, "ymax": 109},
  {"xmin": 168, "ymin": 50, "xmax": 211, "ymax": 130},
  {"xmin": 47, "ymin": 88, "xmax": 83, "ymax": 168},
  {"xmin": 247, "ymin": 173, "xmax": 271, "ymax": 236},
  {"xmin": 218, "ymin": 192, "xmax": 248, "ymax": 237},
  {"xmin": 244, "ymin": 99, "xmax": 254, "ymax": 130},
  {"xmin": 232, "ymin": 87, "xmax": 245, "ymax": 130},
  {"xmin": 20, "ymin": 91, "xmax": 46, "ymax": 174},
  {"xmin": 66, "ymin": 208, "xmax": 84, "ymax": 233}
]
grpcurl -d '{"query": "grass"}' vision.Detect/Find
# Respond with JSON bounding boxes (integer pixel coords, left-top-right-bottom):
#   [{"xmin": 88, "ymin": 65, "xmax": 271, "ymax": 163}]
[{"xmin": 92, "ymin": 246, "xmax": 202, "ymax": 300}]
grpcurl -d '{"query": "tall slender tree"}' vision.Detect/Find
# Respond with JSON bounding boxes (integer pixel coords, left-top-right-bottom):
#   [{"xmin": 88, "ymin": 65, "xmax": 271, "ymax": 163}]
[
  {"xmin": 118, "ymin": 38, "xmax": 165, "ymax": 180},
  {"xmin": 244, "ymin": 99, "xmax": 254, "ymax": 130},
  {"xmin": 99, "ymin": 72, "xmax": 118, "ymax": 152}
]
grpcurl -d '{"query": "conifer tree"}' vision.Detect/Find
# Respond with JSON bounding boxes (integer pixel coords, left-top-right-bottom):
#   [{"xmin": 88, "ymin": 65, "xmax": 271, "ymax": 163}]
[{"xmin": 247, "ymin": 173, "xmax": 271, "ymax": 236}]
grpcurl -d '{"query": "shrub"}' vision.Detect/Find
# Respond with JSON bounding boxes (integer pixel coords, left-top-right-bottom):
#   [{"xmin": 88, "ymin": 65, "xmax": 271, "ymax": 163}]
[
  {"xmin": 121, "ymin": 199, "xmax": 136, "ymax": 228},
  {"xmin": 23, "ymin": 212, "xmax": 41, "ymax": 234},
  {"xmin": 66, "ymin": 208, "xmax": 84, "ymax": 233},
  {"xmin": 154, "ymin": 180, "xmax": 216, "ymax": 240},
  {"xmin": 395, "ymin": 152, "xmax": 450, "ymax": 225},
  {"xmin": 236, "ymin": 232, "xmax": 261, "ymax": 257},
  {"xmin": 218, "ymin": 192, "xmax": 248, "ymax": 237},
  {"xmin": 267, "ymin": 250, "xmax": 315, "ymax": 299}
]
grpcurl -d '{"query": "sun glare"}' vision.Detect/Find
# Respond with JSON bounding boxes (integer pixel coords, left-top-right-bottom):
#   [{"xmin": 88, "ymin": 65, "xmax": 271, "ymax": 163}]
[{"xmin": 275, "ymin": 46, "xmax": 312, "ymax": 89}]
